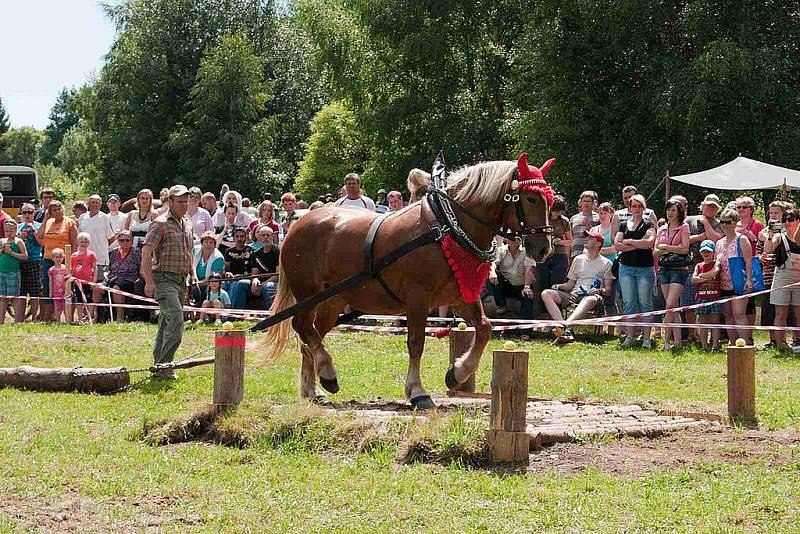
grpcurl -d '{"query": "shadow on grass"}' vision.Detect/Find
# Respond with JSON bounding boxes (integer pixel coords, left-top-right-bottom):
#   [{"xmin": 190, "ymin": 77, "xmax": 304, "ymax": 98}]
[{"xmin": 134, "ymin": 377, "xmax": 180, "ymax": 395}]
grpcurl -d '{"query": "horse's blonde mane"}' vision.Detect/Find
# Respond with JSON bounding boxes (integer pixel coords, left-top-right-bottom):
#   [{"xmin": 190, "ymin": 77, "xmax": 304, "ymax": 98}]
[{"xmin": 444, "ymin": 160, "xmax": 517, "ymax": 205}]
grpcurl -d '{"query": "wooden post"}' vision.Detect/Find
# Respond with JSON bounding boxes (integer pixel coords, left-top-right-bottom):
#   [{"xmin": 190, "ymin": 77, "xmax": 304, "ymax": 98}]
[
  {"xmin": 487, "ymin": 348, "xmax": 529, "ymax": 464},
  {"xmin": 727, "ymin": 345, "xmax": 756, "ymax": 423},
  {"xmin": 212, "ymin": 330, "xmax": 246, "ymax": 416},
  {"xmin": 64, "ymin": 244, "xmax": 73, "ymax": 324},
  {"xmin": 449, "ymin": 327, "xmax": 476, "ymax": 393}
]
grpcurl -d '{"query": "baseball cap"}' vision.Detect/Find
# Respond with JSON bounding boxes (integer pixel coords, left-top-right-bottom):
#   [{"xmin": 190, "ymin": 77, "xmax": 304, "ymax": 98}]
[
  {"xmin": 168, "ymin": 184, "xmax": 189, "ymax": 197},
  {"xmin": 377, "ymin": 188, "xmax": 386, "ymax": 194},
  {"xmin": 699, "ymin": 239, "xmax": 716, "ymax": 253},
  {"xmin": 106, "ymin": 193, "xmax": 121, "ymax": 203},
  {"xmin": 702, "ymin": 194, "xmax": 721, "ymax": 208},
  {"xmin": 584, "ymin": 231, "xmax": 604, "ymax": 244}
]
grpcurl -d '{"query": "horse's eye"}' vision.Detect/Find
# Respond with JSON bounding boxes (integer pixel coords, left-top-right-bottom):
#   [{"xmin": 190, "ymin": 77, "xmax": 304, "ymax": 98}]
[{"xmin": 527, "ymin": 197, "xmax": 537, "ymax": 204}]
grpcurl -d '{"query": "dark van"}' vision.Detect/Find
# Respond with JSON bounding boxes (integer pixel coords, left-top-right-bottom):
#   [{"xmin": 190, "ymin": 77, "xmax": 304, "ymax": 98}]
[{"xmin": 0, "ymin": 166, "xmax": 38, "ymax": 218}]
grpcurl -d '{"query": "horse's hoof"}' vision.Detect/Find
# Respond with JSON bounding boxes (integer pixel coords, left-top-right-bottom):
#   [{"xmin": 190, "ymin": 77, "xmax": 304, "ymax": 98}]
[
  {"xmin": 410, "ymin": 395, "xmax": 436, "ymax": 410},
  {"xmin": 444, "ymin": 366, "xmax": 459, "ymax": 390},
  {"xmin": 319, "ymin": 377, "xmax": 340, "ymax": 394},
  {"xmin": 310, "ymin": 394, "xmax": 330, "ymax": 405}
]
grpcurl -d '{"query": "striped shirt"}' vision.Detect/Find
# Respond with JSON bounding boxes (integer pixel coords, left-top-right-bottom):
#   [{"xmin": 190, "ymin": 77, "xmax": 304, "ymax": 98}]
[{"xmin": 143, "ymin": 210, "xmax": 194, "ymax": 275}]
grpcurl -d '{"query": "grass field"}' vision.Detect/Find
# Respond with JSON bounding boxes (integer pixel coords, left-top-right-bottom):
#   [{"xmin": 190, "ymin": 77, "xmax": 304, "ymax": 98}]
[{"xmin": 1, "ymin": 323, "xmax": 800, "ymax": 532}]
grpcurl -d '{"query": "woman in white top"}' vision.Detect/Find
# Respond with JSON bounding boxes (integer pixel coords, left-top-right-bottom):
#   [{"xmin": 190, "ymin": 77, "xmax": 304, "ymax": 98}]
[
  {"xmin": 212, "ymin": 190, "xmax": 254, "ymax": 229},
  {"xmin": 123, "ymin": 189, "xmax": 155, "ymax": 249}
]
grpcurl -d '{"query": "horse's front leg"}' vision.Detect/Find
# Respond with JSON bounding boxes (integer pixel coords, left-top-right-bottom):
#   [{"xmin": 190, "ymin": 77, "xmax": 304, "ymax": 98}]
[
  {"xmin": 405, "ymin": 300, "xmax": 436, "ymax": 410},
  {"xmin": 446, "ymin": 301, "xmax": 491, "ymax": 389}
]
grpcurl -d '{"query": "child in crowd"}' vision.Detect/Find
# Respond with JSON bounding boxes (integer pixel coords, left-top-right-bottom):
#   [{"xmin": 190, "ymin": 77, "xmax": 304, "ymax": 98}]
[
  {"xmin": 692, "ymin": 239, "xmax": 721, "ymax": 350},
  {"xmin": 197, "ymin": 274, "xmax": 230, "ymax": 325},
  {"xmin": 49, "ymin": 248, "xmax": 69, "ymax": 324},
  {"xmin": 0, "ymin": 219, "xmax": 29, "ymax": 325},
  {"xmin": 71, "ymin": 232, "xmax": 97, "ymax": 323}
]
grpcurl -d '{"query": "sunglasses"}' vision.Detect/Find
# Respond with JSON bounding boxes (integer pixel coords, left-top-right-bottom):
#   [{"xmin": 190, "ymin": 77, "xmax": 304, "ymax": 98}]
[
  {"xmin": 720, "ymin": 220, "xmax": 734, "ymax": 225},
  {"xmin": 118, "ymin": 238, "xmax": 132, "ymax": 243},
  {"xmin": 20, "ymin": 210, "xmax": 34, "ymax": 214}
]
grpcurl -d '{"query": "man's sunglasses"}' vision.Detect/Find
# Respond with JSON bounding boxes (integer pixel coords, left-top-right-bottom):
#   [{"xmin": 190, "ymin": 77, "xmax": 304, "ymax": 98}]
[
  {"xmin": 20, "ymin": 210, "xmax": 34, "ymax": 214},
  {"xmin": 720, "ymin": 220, "xmax": 734, "ymax": 225}
]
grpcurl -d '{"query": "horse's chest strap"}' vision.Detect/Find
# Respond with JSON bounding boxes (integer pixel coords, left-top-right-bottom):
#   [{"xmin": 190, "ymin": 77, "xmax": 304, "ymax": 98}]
[{"xmin": 364, "ymin": 216, "xmax": 404, "ymax": 304}]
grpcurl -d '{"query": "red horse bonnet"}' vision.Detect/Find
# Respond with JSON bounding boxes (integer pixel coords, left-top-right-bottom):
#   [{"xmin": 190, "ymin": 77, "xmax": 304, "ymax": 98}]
[{"xmin": 515, "ymin": 153, "xmax": 555, "ymax": 208}]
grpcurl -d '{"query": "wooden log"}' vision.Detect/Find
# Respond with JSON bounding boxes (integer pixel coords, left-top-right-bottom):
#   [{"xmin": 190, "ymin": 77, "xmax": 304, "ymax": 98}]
[
  {"xmin": 488, "ymin": 349, "xmax": 529, "ymax": 463},
  {"xmin": 0, "ymin": 365, "xmax": 129, "ymax": 393},
  {"xmin": 449, "ymin": 327, "xmax": 476, "ymax": 393},
  {"xmin": 212, "ymin": 330, "xmax": 246, "ymax": 416},
  {"xmin": 727, "ymin": 345, "xmax": 756, "ymax": 423}
]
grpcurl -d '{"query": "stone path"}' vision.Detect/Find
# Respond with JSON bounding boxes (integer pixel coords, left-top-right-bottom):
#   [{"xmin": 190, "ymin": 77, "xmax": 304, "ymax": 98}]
[{"xmin": 321, "ymin": 396, "xmax": 722, "ymax": 449}]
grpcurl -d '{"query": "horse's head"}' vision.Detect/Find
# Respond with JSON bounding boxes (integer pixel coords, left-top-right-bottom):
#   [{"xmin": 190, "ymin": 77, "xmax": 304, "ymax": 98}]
[{"xmin": 499, "ymin": 153, "xmax": 555, "ymax": 262}]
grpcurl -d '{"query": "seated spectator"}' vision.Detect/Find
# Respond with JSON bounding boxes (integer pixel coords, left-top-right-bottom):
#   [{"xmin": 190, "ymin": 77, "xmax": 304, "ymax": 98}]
[
  {"xmin": 104, "ymin": 230, "xmax": 143, "ymax": 322},
  {"xmin": 223, "ymin": 227, "xmax": 255, "ymax": 309},
  {"xmin": 250, "ymin": 225, "xmax": 280, "ymax": 309},
  {"xmin": 197, "ymin": 274, "xmax": 230, "ymax": 325},
  {"xmin": 487, "ymin": 238, "xmax": 535, "ymax": 319},
  {"xmin": 213, "ymin": 190, "xmax": 255, "ymax": 229},
  {"xmin": 335, "ymin": 173, "xmax": 376, "ymax": 210},
  {"xmin": 215, "ymin": 205, "xmax": 240, "ymax": 250},
  {"xmin": 248, "ymin": 200, "xmax": 280, "ymax": 243},
  {"xmin": 387, "ymin": 191, "xmax": 404, "ymax": 212},
  {"xmin": 540, "ymin": 232, "xmax": 613, "ymax": 342},
  {"xmin": 192, "ymin": 231, "xmax": 225, "ymax": 305}
]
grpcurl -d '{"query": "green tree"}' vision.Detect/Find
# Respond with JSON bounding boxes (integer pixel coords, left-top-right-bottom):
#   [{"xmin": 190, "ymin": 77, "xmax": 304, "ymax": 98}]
[
  {"xmin": 170, "ymin": 33, "xmax": 273, "ymax": 197},
  {"xmin": 295, "ymin": 101, "xmax": 366, "ymax": 199},
  {"xmin": 0, "ymin": 96, "xmax": 9, "ymax": 135},
  {"xmin": 0, "ymin": 127, "xmax": 44, "ymax": 167},
  {"xmin": 39, "ymin": 88, "xmax": 80, "ymax": 166},
  {"xmin": 56, "ymin": 124, "xmax": 103, "ymax": 184}
]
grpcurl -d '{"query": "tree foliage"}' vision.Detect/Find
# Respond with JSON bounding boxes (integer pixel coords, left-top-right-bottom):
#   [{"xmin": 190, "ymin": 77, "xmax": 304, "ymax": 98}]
[
  {"xmin": 0, "ymin": 96, "xmax": 9, "ymax": 136},
  {"xmin": 39, "ymin": 88, "xmax": 80, "ymax": 166},
  {"xmin": 0, "ymin": 127, "xmax": 45, "ymax": 167}
]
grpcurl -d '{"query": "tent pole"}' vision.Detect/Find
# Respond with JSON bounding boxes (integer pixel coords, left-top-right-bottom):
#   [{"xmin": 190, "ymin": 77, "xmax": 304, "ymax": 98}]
[{"xmin": 665, "ymin": 171, "xmax": 670, "ymax": 201}]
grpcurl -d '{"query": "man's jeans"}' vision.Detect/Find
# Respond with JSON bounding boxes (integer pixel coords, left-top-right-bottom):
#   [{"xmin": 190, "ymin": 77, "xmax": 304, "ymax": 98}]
[
  {"xmin": 261, "ymin": 281, "xmax": 278, "ymax": 309},
  {"xmin": 224, "ymin": 279, "xmax": 251, "ymax": 309},
  {"xmin": 488, "ymin": 275, "xmax": 534, "ymax": 319},
  {"xmin": 153, "ymin": 271, "xmax": 186, "ymax": 365}
]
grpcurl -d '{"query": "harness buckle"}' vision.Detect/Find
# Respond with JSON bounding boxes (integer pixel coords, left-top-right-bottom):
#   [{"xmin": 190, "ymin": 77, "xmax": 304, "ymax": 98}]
[{"xmin": 503, "ymin": 193, "xmax": 512, "ymax": 202}]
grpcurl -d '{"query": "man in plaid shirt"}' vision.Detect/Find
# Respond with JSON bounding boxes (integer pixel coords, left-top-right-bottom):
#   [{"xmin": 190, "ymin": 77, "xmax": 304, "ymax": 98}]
[{"xmin": 141, "ymin": 185, "xmax": 194, "ymax": 378}]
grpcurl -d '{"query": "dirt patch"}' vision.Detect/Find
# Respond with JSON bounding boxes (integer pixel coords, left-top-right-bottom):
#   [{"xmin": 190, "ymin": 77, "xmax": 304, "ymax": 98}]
[{"xmin": 528, "ymin": 427, "xmax": 800, "ymax": 477}]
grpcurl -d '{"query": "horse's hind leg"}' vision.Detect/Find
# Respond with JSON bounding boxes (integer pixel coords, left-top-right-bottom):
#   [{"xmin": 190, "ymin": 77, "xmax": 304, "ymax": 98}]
[
  {"xmin": 292, "ymin": 299, "xmax": 344, "ymax": 398},
  {"xmin": 446, "ymin": 301, "xmax": 492, "ymax": 389}
]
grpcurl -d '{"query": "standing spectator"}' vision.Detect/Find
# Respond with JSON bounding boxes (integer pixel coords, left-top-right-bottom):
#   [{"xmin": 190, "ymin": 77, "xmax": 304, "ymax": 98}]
[
  {"xmin": 141, "ymin": 185, "xmax": 194, "ymax": 379},
  {"xmin": 187, "ymin": 187, "xmax": 214, "ymax": 241},
  {"xmin": 192, "ymin": 231, "xmax": 225, "ymax": 304},
  {"xmin": 569, "ymin": 190, "xmax": 600, "ymax": 258},
  {"xmin": 653, "ymin": 198, "xmax": 691, "ymax": 349},
  {"xmin": 736, "ymin": 195, "xmax": 763, "ymax": 336},
  {"xmin": 34, "ymin": 188, "xmax": 55, "ymax": 223},
  {"xmin": 222, "ymin": 228, "xmax": 255, "ymax": 310},
  {"xmin": 105, "ymin": 230, "xmax": 143, "ymax": 322},
  {"xmin": 591, "ymin": 202, "xmax": 618, "ymax": 319},
  {"xmin": 407, "ymin": 169, "xmax": 431, "ymax": 203},
  {"xmin": 124, "ymin": 189, "xmax": 155, "ymax": 250},
  {"xmin": 17, "ymin": 203, "xmax": 43, "ymax": 321},
  {"xmin": 36, "ymin": 200, "xmax": 78, "ymax": 321},
  {"xmin": 240, "ymin": 197, "xmax": 258, "ymax": 218},
  {"xmin": 684, "ymin": 194, "xmax": 722, "ymax": 339},
  {"xmin": 0, "ymin": 193, "xmax": 10, "ymax": 239},
  {"xmin": 616, "ymin": 185, "xmax": 657, "ymax": 226},
  {"xmin": 764, "ymin": 207, "xmax": 800, "ymax": 351},
  {"xmin": 250, "ymin": 225, "xmax": 280, "ymax": 309},
  {"xmin": 79, "ymin": 195, "xmax": 117, "ymax": 314},
  {"xmin": 155, "ymin": 187, "xmax": 171, "ymax": 215},
  {"xmin": 279, "ymin": 193, "xmax": 300, "ymax": 238},
  {"xmin": 692, "ymin": 240, "xmax": 722, "ymax": 351},
  {"xmin": 201, "ymin": 192, "xmax": 218, "ymax": 217},
  {"xmin": 614, "ymin": 194, "xmax": 656, "ymax": 349},
  {"xmin": 106, "ymin": 194, "xmax": 126, "ymax": 252},
  {"xmin": 715, "ymin": 208, "xmax": 753, "ymax": 345},
  {"xmin": 0, "ymin": 220, "xmax": 28, "ymax": 324},
  {"xmin": 248, "ymin": 201, "xmax": 280, "ymax": 244},
  {"xmin": 759, "ymin": 201, "xmax": 790, "ymax": 348},
  {"xmin": 536, "ymin": 195, "xmax": 572, "ymax": 295},
  {"xmin": 48, "ymin": 248, "xmax": 68, "ymax": 324},
  {"xmin": 387, "ymin": 191, "xmax": 404, "ymax": 212},
  {"xmin": 376, "ymin": 189, "xmax": 388, "ymax": 207},
  {"xmin": 487, "ymin": 238, "xmax": 535, "ymax": 319},
  {"xmin": 540, "ymin": 232, "xmax": 614, "ymax": 342},
  {"xmin": 70, "ymin": 232, "xmax": 97, "ymax": 323},
  {"xmin": 72, "ymin": 200, "xmax": 87, "ymax": 221},
  {"xmin": 335, "ymin": 173, "xmax": 376, "ymax": 210}
]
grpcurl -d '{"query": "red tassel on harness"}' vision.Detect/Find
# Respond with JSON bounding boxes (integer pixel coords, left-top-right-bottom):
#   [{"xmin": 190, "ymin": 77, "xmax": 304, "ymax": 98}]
[{"xmin": 441, "ymin": 234, "xmax": 491, "ymax": 303}]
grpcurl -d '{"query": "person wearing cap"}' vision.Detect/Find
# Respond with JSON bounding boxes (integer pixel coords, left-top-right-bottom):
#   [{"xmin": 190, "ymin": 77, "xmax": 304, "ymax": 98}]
[
  {"xmin": 141, "ymin": 185, "xmax": 194, "ymax": 378},
  {"xmin": 683, "ymin": 194, "xmax": 723, "ymax": 336},
  {"xmin": 541, "ymin": 231, "xmax": 614, "ymax": 342},
  {"xmin": 79, "ymin": 195, "xmax": 117, "ymax": 320},
  {"xmin": 106, "ymin": 194, "xmax": 126, "ymax": 253},
  {"xmin": 487, "ymin": 237, "xmax": 536, "ymax": 319},
  {"xmin": 375, "ymin": 188, "xmax": 388, "ymax": 207},
  {"xmin": 691, "ymin": 239, "xmax": 722, "ymax": 350},
  {"xmin": 334, "ymin": 173, "xmax": 376, "ymax": 211}
]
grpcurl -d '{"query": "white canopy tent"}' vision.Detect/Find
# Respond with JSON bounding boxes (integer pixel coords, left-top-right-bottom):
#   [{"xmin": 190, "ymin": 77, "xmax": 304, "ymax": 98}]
[{"xmin": 670, "ymin": 156, "xmax": 800, "ymax": 190}]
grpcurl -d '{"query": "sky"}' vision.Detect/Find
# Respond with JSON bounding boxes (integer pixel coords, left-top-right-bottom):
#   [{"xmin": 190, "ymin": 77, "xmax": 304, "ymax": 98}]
[{"xmin": 0, "ymin": 0, "xmax": 116, "ymax": 130}]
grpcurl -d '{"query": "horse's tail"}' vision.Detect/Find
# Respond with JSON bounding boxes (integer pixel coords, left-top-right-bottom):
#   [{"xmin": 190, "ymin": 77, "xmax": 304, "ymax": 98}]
[{"xmin": 259, "ymin": 257, "xmax": 296, "ymax": 361}]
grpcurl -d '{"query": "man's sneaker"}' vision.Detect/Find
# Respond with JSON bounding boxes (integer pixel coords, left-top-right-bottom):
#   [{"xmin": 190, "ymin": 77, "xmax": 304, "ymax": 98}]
[
  {"xmin": 556, "ymin": 329, "xmax": 575, "ymax": 344},
  {"xmin": 155, "ymin": 369, "xmax": 178, "ymax": 380},
  {"xmin": 642, "ymin": 339, "xmax": 653, "ymax": 350},
  {"xmin": 620, "ymin": 336, "xmax": 637, "ymax": 349}
]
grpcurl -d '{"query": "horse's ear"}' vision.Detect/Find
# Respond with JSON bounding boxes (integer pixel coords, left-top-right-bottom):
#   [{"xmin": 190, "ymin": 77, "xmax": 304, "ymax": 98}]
[
  {"xmin": 540, "ymin": 158, "xmax": 555, "ymax": 177},
  {"xmin": 517, "ymin": 153, "xmax": 529, "ymax": 175}
]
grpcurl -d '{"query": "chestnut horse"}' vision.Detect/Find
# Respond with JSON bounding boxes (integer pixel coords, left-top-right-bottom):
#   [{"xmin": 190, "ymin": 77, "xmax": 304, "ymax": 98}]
[{"xmin": 262, "ymin": 156, "xmax": 554, "ymax": 408}]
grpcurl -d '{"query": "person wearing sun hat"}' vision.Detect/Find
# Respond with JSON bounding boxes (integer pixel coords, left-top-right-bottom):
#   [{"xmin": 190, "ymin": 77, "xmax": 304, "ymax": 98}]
[
  {"xmin": 540, "ymin": 231, "xmax": 614, "ymax": 343},
  {"xmin": 692, "ymin": 239, "xmax": 722, "ymax": 350}
]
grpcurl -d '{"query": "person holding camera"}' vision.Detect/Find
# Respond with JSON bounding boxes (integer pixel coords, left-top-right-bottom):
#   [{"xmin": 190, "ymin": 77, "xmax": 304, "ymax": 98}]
[{"xmin": 764, "ymin": 206, "xmax": 800, "ymax": 351}]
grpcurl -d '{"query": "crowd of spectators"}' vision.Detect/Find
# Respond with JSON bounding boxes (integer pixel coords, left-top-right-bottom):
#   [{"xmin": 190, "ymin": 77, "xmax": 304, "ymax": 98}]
[{"xmin": 1, "ymin": 171, "xmax": 798, "ymax": 353}]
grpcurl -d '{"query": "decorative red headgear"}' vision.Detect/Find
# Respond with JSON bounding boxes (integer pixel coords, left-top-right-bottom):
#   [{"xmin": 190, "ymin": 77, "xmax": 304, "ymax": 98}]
[{"xmin": 514, "ymin": 153, "xmax": 555, "ymax": 208}]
